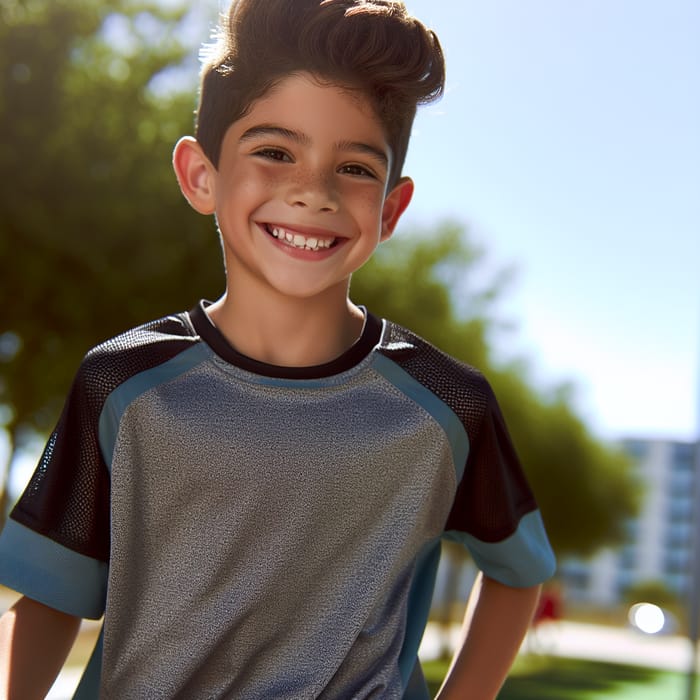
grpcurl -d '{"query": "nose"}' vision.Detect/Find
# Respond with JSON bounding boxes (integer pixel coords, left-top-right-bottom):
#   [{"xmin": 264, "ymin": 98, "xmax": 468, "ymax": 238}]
[{"xmin": 285, "ymin": 169, "xmax": 339, "ymax": 213}]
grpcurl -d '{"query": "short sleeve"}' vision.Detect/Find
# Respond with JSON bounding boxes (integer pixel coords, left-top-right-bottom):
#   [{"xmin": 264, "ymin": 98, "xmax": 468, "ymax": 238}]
[
  {"xmin": 0, "ymin": 359, "xmax": 111, "ymax": 618},
  {"xmin": 378, "ymin": 320, "xmax": 555, "ymax": 588},
  {"xmin": 0, "ymin": 313, "xmax": 198, "ymax": 617},
  {"xmin": 444, "ymin": 384, "xmax": 556, "ymax": 587}
]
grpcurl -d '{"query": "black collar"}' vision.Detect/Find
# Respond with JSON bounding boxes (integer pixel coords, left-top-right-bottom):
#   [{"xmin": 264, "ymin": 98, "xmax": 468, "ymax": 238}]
[{"xmin": 188, "ymin": 300, "xmax": 382, "ymax": 379}]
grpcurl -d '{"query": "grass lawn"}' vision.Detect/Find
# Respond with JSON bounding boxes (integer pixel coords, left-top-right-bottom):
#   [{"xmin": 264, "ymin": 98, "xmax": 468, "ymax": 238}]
[{"xmin": 422, "ymin": 655, "xmax": 700, "ymax": 699}]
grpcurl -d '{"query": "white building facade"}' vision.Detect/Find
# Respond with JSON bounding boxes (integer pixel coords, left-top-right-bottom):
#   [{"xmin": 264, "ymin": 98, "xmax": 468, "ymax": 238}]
[{"xmin": 560, "ymin": 439, "xmax": 698, "ymax": 607}]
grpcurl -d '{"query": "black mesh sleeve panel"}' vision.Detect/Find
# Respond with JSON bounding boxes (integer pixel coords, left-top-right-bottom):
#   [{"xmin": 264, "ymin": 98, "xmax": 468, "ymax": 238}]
[
  {"xmin": 380, "ymin": 321, "xmax": 537, "ymax": 543},
  {"xmin": 10, "ymin": 314, "xmax": 198, "ymax": 562}
]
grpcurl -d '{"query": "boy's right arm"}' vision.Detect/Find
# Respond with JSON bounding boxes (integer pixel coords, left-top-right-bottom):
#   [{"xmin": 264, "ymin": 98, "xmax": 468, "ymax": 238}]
[{"xmin": 0, "ymin": 595, "xmax": 81, "ymax": 700}]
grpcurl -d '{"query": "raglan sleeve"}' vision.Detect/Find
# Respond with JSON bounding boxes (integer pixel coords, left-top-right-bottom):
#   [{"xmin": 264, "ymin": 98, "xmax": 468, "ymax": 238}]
[
  {"xmin": 0, "ymin": 357, "xmax": 111, "ymax": 619},
  {"xmin": 443, "ymin": 378, "xmax": 556, "ymax": 588}
]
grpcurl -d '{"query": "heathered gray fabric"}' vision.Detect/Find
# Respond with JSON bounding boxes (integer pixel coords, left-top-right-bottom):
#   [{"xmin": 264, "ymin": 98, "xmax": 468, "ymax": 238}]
[{"xmin": 102, "ymin": 350, "xmax": 457, "ymax": 698}]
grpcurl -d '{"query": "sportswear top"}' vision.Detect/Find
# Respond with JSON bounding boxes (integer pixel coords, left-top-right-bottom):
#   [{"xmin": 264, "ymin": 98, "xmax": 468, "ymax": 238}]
[{"xmin": 0, "ymin": 301, "xmax": 555, "ymax": 699}]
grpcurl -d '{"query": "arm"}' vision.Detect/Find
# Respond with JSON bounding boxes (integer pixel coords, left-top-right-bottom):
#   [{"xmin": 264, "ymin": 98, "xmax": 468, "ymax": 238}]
[
  {"xmin": 436, "ymin": 573, "xmax": 541, "ymax": 700},
  {"xmin": 0, "ymin": 595, "xmax": 81, "ymax": 700}
]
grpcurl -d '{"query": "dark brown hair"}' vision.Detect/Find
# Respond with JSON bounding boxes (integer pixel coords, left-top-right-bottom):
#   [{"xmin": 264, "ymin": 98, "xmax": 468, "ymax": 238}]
[{"xmin": 195, "ymin": 0, "xmax": 445, "ymax": 188}]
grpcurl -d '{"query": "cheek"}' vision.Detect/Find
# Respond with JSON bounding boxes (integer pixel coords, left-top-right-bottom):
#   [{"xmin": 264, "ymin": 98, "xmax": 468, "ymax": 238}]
[
  {"xmin": 262, "ymin": 169, "xmax": 295, "ymax": 189},
  {"xmin": 351, "ymin": 188, "xmax": 387, "ymax": 226},
  {"xmin": 221, "ymin": 163, "xmax": 284, "ymax": 197}
]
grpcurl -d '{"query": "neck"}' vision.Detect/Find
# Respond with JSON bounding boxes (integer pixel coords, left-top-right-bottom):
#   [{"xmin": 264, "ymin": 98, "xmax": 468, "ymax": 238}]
[{"xmin": 207, "ymin": 283, "xmax": 365, "ymax": 368}]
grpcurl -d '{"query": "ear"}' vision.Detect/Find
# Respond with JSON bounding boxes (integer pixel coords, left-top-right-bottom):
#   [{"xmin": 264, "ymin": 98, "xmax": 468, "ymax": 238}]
[
  {"xmin": 172, "ymin": 136, "xmax": 217, "ymax": 215},
  {"xmin": 380, "ymin": 176, "xmax": 414, "ymax": 241}
]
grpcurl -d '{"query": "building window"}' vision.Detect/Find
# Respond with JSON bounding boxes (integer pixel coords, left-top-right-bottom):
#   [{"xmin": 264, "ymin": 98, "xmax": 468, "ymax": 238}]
[
  {"xmin": 665, "ymin": 521, "xmax": 693, "ymax": 548},
  {"xmin": 667, "ymin": 498, "xmax": 694, "ymax": 523},
  {"xmin": 672, "ymin": 443, "xmax": 696, "ymax": 472}
]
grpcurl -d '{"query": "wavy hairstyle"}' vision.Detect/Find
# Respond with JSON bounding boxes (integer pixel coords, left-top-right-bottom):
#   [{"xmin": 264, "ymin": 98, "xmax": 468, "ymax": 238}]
[{"xmin": 196, "ymin": 0, "xmax": 445, "ymax": 188}]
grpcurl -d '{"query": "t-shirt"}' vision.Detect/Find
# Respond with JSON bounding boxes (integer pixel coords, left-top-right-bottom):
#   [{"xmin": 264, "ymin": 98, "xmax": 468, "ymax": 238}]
[{"xmin": 0, "ymin": 302, "xmax": 555, "ymax": 699}]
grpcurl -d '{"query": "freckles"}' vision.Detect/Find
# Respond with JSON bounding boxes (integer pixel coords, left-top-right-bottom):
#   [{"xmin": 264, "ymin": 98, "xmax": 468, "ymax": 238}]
[
  {"xmin": 356, "ymin": 188, "xmax": 385, "ymax": 212},
  {"xmin": 236, "ymin": 172, "xmax": 286, "ymax": 197},
  {"xmin": 265, "ymin": 170, "xmax": 292, "ymax": 188},
  {"xmin": 362, "ymin": 189, "xmax": 383, "ymax": 205},
  {"xmin": 260, "ymin": 169, "xmax": 306, "ymax": 193},
  {"xmin": 294, "ymin": 166, "xmax": 331, "ymax": 188}
]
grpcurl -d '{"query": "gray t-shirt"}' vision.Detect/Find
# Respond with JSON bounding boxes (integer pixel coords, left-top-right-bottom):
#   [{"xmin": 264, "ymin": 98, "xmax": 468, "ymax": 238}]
[{"xmin": 0, "ymin": 302, "xmax": 555, "ymax": 698}]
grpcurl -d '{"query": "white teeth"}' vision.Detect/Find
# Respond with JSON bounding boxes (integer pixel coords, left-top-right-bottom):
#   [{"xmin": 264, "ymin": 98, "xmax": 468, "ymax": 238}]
[{"xmin": 269, "ymin": 226, "xmax": 334, "ymax": 251}]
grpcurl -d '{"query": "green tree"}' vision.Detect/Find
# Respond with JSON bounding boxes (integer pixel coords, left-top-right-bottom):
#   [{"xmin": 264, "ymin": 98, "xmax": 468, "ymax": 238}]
[
  {"xmin": 0, "ymin": 0, "xmax": 222, "ymax": 512},
  {"xmin": 622, "ymin": 580, "xmax": 681, "ymax": 610}
]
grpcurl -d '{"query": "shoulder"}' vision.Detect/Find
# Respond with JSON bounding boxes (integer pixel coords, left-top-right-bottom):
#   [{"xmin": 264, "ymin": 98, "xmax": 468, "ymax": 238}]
[
  {"xmin": 377, "ymin": 318, "xmax": 496, "ymax": 430},
  {"xmin": 73, "ymin": 311, "xmax": 199, "ymax": 407},
  {"xmin": 85, "ymin": 312, "xmax": 196, "ymax": 364}
]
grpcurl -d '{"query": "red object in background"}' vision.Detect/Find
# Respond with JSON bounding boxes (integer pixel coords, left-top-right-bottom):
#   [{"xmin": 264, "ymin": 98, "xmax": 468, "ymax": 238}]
[{"xmin": 533, "ymin": 586, "xmax": 562, "ymax": 626}]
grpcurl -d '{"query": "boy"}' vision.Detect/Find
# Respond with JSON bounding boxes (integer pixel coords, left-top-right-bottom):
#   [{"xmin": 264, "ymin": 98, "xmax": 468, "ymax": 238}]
[{"xmin": 0, "ymin": 0, "xmax": 555, "ymax": 697}]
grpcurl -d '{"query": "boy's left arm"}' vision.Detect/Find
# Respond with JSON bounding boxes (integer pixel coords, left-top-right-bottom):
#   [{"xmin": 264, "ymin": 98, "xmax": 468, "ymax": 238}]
[{"xmin": 436, "ymin": 573, "xmax": 541, "ymax": 700}]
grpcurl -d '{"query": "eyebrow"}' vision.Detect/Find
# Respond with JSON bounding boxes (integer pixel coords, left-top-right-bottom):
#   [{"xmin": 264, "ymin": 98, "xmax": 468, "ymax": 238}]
[
  {"xmin": 336, "ymin": 139, "xmax": 389, "ymax": 169},
  {"xmin": 240, "ymin": 125, "xmax": 308, "ymax": 145},
  {"xmin": 239, "ymin": 125, "xmax": 389, "ymax": 169}
]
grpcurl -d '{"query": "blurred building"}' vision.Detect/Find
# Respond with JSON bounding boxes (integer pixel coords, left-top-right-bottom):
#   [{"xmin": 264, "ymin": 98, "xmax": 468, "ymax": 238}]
[{"xmin": 560, "ymin": 438, "xmax": 698, "ymax": 607}]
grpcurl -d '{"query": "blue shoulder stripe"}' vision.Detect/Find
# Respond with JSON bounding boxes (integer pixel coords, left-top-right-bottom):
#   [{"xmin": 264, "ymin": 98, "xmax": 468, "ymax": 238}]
[
  {"xmin": 371, "ymin": 353, "xmax": 469, "ymax": 481},
  {"xmin": 445, "ymin": 509, "xmax": 556, "ymax": 587},
  {"xmin": 0, "ymin": 519, "xmax": 107, "ymax": 618},
  {"xmin": 98, "ymin": 343, "xmax": 210, "ymax": 470}
]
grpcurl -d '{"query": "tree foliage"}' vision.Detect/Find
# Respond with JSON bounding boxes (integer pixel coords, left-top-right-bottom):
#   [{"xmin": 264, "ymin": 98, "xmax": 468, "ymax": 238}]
[
  {"xmin": 0, "ymin": 0, "xmax": 638, "ymax": 557},
  {"xmin": 622, "ymin": 579, "xmax": 681, "ymax": 609},
  {"xmin": 0, "ymin": 0, "xmax": 222, "ymax": 444}
]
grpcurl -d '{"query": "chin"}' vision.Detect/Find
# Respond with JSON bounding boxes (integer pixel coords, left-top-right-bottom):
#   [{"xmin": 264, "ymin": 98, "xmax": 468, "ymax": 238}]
[{"xmin": 267, "ymin": 277, "xmax": 349, "ymax": 302}]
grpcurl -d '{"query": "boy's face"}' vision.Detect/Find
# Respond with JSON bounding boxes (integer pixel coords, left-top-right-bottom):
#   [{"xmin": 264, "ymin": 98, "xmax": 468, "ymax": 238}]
[{"xmin": 174, "ymin": 72, "xmax": 412, "ymax": 302}]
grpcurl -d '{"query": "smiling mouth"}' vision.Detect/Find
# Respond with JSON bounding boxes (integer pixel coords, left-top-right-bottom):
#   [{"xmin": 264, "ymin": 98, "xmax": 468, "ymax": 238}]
[{"xmin": 264, "ymin": 224, "xmax": 337, "ymax": 252}]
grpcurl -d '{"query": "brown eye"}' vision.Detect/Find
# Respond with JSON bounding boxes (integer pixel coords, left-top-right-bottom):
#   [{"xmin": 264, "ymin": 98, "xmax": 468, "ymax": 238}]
[
  {"xmin": 254, "ymin": 148, "xmax": 292, "ymax": 162},
  {"xmin": 339, "ymin": 163, "xmax": 375, "ymax": 178}
]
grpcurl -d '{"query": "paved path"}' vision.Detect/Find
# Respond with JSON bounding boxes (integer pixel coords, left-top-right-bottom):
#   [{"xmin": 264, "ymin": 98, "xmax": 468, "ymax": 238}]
[
  {"xmin": 420, "ymin": 620, "xmax": 696, "ymax": 672},
  {"xmin": 535, "ymin": 620, "xmax": 694, "ymax": 672}
]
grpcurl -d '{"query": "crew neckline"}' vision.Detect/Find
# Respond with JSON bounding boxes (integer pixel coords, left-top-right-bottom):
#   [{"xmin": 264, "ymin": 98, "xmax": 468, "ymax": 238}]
[{"xmin": 188, "ymin": 300, "xmax": 383, "ymax": 380}]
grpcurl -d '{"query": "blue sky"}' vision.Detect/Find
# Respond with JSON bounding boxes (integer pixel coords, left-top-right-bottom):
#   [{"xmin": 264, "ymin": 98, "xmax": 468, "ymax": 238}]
[{"xmin": 398, "ymin": 0, "xmax": 700, "ymax": 441}]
